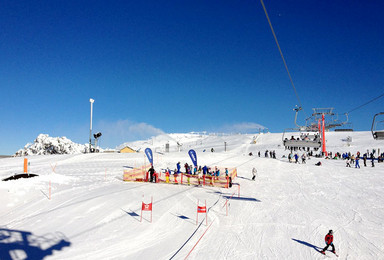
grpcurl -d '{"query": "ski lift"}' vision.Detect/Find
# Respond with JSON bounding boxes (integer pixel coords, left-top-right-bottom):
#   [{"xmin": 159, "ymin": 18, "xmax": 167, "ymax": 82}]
[
  {"xmin": 282, "ymin": 128, "xmax": 322, "ymax": 149},
  {"xmin": 371, "ymin": 112, "xmax": 384, "ymax": 140},
  {"xmin": 282, "ymin": 107, "xmax": 322, "ymax": 149}
]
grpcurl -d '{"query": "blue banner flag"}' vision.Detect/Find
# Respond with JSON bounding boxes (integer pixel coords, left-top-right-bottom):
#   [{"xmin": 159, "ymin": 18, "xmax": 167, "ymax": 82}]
[
  {"xmin": 188, "ymin": 149, "xmax": 197, "ymax": 167},
  {"xmin": 145, "ymin": 148, "xmax": 153, "ymax": 165}
]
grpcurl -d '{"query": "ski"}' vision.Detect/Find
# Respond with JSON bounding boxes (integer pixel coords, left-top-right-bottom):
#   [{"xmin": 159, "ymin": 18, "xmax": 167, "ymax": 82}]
[{"xmin": 320, "ymin": 250, "xmax": 338, "ymax": 257}]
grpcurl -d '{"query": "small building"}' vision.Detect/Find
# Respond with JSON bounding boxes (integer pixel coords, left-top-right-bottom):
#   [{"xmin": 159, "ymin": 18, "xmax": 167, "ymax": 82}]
[{"xmin": 120, "ymin": 146, "xmax": 136, "ymax": 153}]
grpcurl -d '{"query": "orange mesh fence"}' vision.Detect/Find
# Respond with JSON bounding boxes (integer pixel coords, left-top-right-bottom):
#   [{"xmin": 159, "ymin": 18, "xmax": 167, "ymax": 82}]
[
  {"xmin": 123, "ymin": 164, "xmax": 151, "ymax": 182},
  {"xmin": 123, "ymin": 165, "xmax": 237, "ymax": 188}
]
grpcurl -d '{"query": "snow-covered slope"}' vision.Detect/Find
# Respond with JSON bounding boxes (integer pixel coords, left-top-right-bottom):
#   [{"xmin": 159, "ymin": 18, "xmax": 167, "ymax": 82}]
[{"xmin": 1, "ymin": 131, "xmax": 383, "ymax": 259}]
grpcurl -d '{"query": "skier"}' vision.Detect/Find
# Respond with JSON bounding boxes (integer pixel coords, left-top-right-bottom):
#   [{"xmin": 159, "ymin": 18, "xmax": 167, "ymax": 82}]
[
  {"xmin": 363, "ymin": 154, "xmax": 367, "ymax": 167},
  {"xmin": 355, "ymin": 156, "xmax": 360, "ymax": 168},
  {"xmin": 165, "ymin": 169, "xmax": 170, "ymax": 183},
  {"xmin": 321, "ymin": 230, "xmax": 336, "ymax": 255},
  {"xmin": 346, "ymin": 159, "xmax": 351, "ymax": 167},
  {"xmin": 371, "ymin": 153, "xmax": 375, "ymax": 167},
  {"xmin": 294, "ymin": 153, "xmax": 299, "ymax": 163},
  {"xmin": 252, "ymin": 167, "xmax": 257, "ymax": 181},
  {"xmin": 301, "ymin": 153, "xmax": 306, "ymax": 164}
]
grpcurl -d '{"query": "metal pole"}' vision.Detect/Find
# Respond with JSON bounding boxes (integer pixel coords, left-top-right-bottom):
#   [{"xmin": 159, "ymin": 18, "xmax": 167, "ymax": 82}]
[{"xmin": 89, "ymin": 98, "xmax": 94, "ymax": 153}]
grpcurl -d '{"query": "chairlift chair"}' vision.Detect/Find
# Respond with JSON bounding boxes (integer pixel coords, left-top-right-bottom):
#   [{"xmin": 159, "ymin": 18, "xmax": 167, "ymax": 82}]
[
  {"xmin": 371, "ymin": 112, "xmax": 384, "ymax": 140},
  {"xmin": 282, "ymin": 128, "xmax": 322, "ymax": 149}
]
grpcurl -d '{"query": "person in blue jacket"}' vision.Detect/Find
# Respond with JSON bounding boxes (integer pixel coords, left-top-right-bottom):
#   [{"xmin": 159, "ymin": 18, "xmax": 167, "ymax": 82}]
[
  {"xmin": 202, "ymin": 165, "xmax": 208, "ymax": 175},
  {"xmin": 294, "ymin": 153, "xmax": 299, "ymax": 163},
  {"xmin": 176, "ymin": 162, "xmax": 181, "ymax": 173},
  {"xmin": 355, "ymin": 156, "xmax": 360, "ymax": 168}
]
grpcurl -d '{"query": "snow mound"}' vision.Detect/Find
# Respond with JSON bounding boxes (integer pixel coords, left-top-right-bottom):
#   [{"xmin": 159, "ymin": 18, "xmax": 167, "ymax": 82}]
[{"xmin": 14, "ymin": 134, "xmax": 87, "ymax": 156}]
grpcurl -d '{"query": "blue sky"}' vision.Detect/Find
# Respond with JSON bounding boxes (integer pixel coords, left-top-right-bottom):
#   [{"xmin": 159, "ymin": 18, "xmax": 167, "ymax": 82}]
[{"xmin": 1, "ymin": 0, "xmax": 383, "ymax": 154}]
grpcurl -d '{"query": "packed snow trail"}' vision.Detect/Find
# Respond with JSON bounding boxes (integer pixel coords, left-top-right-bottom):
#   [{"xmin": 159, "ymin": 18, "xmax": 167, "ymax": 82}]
[{"xmin": 1, "ymin": 131, "xmax": 384, "ymax": 259}]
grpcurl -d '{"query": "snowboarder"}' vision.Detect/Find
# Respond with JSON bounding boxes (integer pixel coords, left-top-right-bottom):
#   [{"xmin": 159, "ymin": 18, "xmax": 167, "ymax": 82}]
[
  {"xmin": 252, "ymin": 167, "xmax": 257, "ymax": 180},
  {"xmin": 321, "ymin": 230, "xmax": 336, "ymax": 255}
]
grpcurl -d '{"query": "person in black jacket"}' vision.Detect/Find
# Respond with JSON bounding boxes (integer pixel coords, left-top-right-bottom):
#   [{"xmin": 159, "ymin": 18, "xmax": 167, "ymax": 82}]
[{"xmin": 148, "ymin": 165, "xmax": 155, "ymax": 182}]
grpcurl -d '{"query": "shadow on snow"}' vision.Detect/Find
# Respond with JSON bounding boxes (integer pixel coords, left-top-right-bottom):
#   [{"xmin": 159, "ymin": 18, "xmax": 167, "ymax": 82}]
[
  {"xmin": 222, "ymin": 196, "xmax": 261, "ymax": 202},
  {"xmin": 0, "ymin": 228, "xmax": 71, "ymax": 260},
  {"xmin": 292, "ymin": 238, "xmax": 322, "ymax": 252}
]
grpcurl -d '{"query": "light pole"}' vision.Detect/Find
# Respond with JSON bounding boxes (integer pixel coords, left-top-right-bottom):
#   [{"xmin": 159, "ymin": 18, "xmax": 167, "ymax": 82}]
[{"xmin": 89, "ymin": 98, "xmax": 94, "ymax": 153}]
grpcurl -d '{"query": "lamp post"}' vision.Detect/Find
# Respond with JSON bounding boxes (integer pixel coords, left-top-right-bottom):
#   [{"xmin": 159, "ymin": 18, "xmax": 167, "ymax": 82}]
[{"xmin": 89, "ymin": 98, "xmax": 94, "ymax": 153}]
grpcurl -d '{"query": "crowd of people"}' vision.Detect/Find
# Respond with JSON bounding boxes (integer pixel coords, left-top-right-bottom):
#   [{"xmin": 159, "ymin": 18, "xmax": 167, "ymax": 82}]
[
  {"xmin": 146, "ymin": 162, "xmax": 230, "ymax": 184},
  {"xmin": 329, "ymin": 150, "xmax": 384, "ymax": 168},
  {"xmin": 283, "ymin": 149, "xmax": 384, "ymax": 168},
  {"xmin": 249, "ymin": 150, "xmax": 276, "ymax": 159}
]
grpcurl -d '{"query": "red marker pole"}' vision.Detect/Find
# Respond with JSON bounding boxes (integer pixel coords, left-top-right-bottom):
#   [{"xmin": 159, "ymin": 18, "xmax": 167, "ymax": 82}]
[
  {"xmin": 140, "ymin": 195, "xmax": 144, "ymax": 222},
  {"xmin": 205, "ymin": 200, "xmax": 207, "ymax": 226},
  {"xmin": 151, "ymin": 196, "xmax": 153, "ymax": 223}
]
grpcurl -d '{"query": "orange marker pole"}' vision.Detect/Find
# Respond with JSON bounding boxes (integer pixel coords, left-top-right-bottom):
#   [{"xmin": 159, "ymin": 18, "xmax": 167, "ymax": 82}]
[{"xmin": 24, "ymin": 158, "xmax": 28, "ymax": 174}]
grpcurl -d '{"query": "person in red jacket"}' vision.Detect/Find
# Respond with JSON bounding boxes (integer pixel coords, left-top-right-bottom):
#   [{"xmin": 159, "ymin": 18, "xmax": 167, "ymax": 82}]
[{"xmin": 321, "ymin": 230, "xmax": 336, "ymax": 254}]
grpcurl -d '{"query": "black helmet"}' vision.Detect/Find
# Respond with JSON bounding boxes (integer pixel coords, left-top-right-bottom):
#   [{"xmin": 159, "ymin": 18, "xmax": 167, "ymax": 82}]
[{"xmin": 329, "ymin": 230, "xmax": 333, "ymax": 234}]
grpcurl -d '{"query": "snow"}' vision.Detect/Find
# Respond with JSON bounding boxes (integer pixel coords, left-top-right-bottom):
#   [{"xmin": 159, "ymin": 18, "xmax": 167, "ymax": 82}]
[
  {"xmin": 1, "ymin": 131, "xmax": 384, "ymax": 259},
  {"xmin": 14, "ymin": 134, "xmax": 90, "ymax": 156}
]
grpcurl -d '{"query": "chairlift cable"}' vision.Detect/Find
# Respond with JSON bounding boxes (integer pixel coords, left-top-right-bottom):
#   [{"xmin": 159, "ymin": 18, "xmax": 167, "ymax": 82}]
[
  {"xmin": 260, "ymin": 0, "xmax": 304, "ymax": 113},
  {"xmin": 346, "ymin": 92, "xmax": 384, "ymax": 114}
]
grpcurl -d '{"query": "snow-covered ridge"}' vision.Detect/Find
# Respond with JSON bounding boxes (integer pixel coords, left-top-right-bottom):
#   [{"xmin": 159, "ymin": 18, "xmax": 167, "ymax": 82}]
[{"xmin": 14, "ymin": 134, "xmax": 87, "ymax": 156}]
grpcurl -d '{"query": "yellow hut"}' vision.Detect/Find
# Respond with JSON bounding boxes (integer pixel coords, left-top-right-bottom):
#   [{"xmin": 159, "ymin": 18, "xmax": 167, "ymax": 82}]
[{"xmin": 120, "ymin": 146, "xmax": 136, "ymax": 153}]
